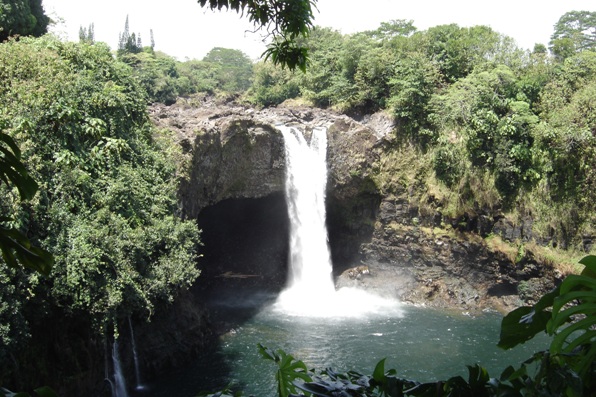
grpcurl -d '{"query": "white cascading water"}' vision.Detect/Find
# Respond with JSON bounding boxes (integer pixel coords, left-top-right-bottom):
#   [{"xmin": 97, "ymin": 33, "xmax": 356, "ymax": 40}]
[
  {"xmin": 128, "ymin": 317, "xmax": 145, "ymax": 391},
  {"xmin": 275, "ymin": 125, "xmax": 402, "ymax": 318},
  {"xmin": 280, "ymin": 125, "xmax": 335, "ymax": 294},
  {"xmin": 112, "ymin": 340, "xmax": 129, "ymax": 397}
]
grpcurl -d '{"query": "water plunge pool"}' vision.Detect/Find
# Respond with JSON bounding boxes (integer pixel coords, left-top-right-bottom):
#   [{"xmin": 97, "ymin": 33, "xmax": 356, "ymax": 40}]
[{"xmin": 142, "ymin": 297, "xmax": 547, "ymax": 396}]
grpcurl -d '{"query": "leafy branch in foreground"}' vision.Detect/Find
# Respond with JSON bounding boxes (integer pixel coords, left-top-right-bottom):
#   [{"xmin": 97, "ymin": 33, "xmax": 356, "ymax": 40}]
[
  {"xmin": 197, "ymin": 0, "xmax": 316, "ymax": 71},
  {"xmin": 499, "ymin": 255, "xmax": 596, "ymax": 386},
  {"xmin": 0, "ymin": 130, "xmax": 53, "ymax": 275},
  {"xmin": 258, "ymin": 343, "xmax": 313, "ymax": 397}
]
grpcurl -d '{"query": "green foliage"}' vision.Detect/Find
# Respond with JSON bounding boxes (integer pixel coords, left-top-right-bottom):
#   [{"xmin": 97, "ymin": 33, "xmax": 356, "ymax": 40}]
[
  {"xmin": 387, "ymin": 52, "xmax": 441, "ymax": 139},
  {"xmin": 364, "ymin": 19, "xmax": 417, "ymax": 41},
  {"xmin": 119, "ymin": 50, "xmax": 180, "ymax": 104},
  {"xmin": 420, "ymin": 24, "xmax": 514, "ymax": 83},
  {"xmin": 499, "ymin": 255, "xmax": 596, "ymax": 392},
  {"xmin": 0, "ymin": 131, "xmax": 37, "ymax": 201},
  {"xmin": 353, "ymin": 46, "xmax": 394, "ymax": 110},
  {"xmin": 248, "ymin": 11, "xmax": 596, "ymax": 245},
  {"xmin": 258, "ymin": 343, "xmax": 312, "ymax": 397},
  {"xmin": 0, "ymin": 128, "xmax": 53, "ymax": 276},
  {"xmin": 119, "ymin": 46, "xmax": 255, "ymax": 104},
  {"xmin": 0, "ymin": 221, "xmax": 53, "ymax": 276},
  {"xmin": 548, "ymin": 255, "xmax": 596, "ymax": 377},
  {"xmin": 0, "ymin": 35, "xmax": 200, "ymax": 385},
  {"xmin": 550, "ymin": 11, "xmax": 596, "ymax": 59},
  {"xmin": 0, "ymin": 385, "xmax": 59, "ymax": 397},
  {"xmin": 117, "ymin": 15, "xmax": 142, "ymax": 55},
  {"xmin": 298, "ymin": 27, "xmax": 353, "ymax": 108},
  {"xmin": 177, "ymin": 59, "xmax": 220, "ymax": 95},
  {"xmin": 78, "ymin": 23, "xmax": 94, "ymax": 44},
  {"xmin": 246, "ymin": 61, "xmax": 300, "ymax": 106},
  {"xmin": 264, "ymin": 38, "xmax": 310, "ymax": 73},
  {"xmin": 530, "ymin": 52, "xmax": 596, "ymax": 241},
  {"xmin": 432, "ymin": 137, "xmax": 466, "ymax": 187},
  {"xmin": 0, "ymin": 0, "xmax": 49, "ymax": 42},
  {"xmin": 202, "ymin": 47, "xmax": 253, "ymax": 92},
  {"xmin": 428, "ymin": 64, "xmax": 541, "ymax": 201}
]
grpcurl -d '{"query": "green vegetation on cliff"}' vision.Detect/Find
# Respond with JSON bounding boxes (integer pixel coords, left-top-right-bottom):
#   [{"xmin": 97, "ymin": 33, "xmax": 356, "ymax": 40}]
[
  {"xmin": 0, "ymin": 36, "xmax": 200, "ymax": 388},
  {"xmin": 109, "ymin": 9, "xmax": 595, "ymax": 247},
  {"xmin": 241, "ymin": 12, "xmax": 595, "ymax": 252}
]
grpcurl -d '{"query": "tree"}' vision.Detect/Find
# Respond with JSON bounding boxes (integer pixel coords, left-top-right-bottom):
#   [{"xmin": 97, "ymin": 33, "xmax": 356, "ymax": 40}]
[
  {"xmin": 550, "ymin": 10, "xmax": 596, "ymax": 59},
  {"xmin": 197, "ymin": 0, "xmax": 316, "ymax": 72},
  {"xmin": 532, "ymin": 52, "xmax": 596, "ymax": 240},
  {"xmin": 202, "ymin": 47, "xmax": 254, "ymax": 92},
  {"xmin": 297, "ymin": 27, "xmax": 350, "ymax": 107},
  {"xmin": 365, "ymin": 19, "xmax": 417, "ymax": 41},
  {"xmin": 533, "ymin": 43, "xmax": 547, "ymax": 54},
  {"xmin": 387, "ymin": 51, "xmax": 441, "ymax": 139},
  {"xmin": 429, "ymin": 65, "xmax": 540, "ymax": 199},
  {"xmin": 0, "ymin": 0, "xmax": 49, "ymax": 42},
  {"xmin": 420, "ymin": 24, "xmax": 517, "ymax": 83},
  {"xmin": 78, "ymin": 23, "xmax": 94, "ymax": 44},
  {"xmin": 247, "ymin": 61, "xmax": 300, "ymax": 106},
  {"xmin": 117, "ymin": 15, "xmax": 142, "ymax": 55}
]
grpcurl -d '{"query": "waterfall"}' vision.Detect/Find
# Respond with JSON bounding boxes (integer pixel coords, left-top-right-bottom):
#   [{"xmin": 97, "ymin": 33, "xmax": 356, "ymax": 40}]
[
  {"xmin": 128, "ymin": 317, "xmax": 145, "ymax": 391},
  {"xmin": 275, "ymin": 125, "xmax": 402, "ymax": 318},
  {"xmin": 112, "ymin": 340, "xmax": 129, "ymax": 397},
  {"xmin": 279, "ymin": 125, "xmax": 335, "ymax": 295}
]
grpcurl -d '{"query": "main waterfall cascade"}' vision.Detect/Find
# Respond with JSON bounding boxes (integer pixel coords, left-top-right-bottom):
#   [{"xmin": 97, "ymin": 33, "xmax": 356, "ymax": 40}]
[{"xmin": 275, "ymin": 125, "xmax": 401, "ymax": 318}]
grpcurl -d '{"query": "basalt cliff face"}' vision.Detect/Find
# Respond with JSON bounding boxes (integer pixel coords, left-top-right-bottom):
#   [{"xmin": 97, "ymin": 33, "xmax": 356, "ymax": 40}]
[
  {"xmin": 151, "ymin": 98, "xmax": 558, "ymax": 315},
  {"xmin": 119, "ymin": 98, "xmax": 561, "ymax": 393}
]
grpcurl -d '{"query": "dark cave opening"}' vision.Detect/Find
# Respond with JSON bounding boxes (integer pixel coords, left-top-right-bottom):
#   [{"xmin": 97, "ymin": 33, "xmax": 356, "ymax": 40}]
[{"xmin": 193, "ymin": 192, "xmax": 290, "ymax": 300}]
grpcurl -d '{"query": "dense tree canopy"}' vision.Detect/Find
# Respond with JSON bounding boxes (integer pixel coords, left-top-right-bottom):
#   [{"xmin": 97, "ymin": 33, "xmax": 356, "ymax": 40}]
[
  {"xmin": 241, "ymin": 14, "xmax": 595, "ymax": 246},
  {"xmin": 0, "ymin": 0, "xmax": 49, "ymax": 41},
  {"xmin": 550, "ymin": 10, "xmax": 596, "ymax": 58},
  {"xmin": 202, "ymin": 47, "xmax": 254, "ymax": 92},
  {"xmin": 0, "ymin": 36, "xmax": 200, "ymax": 386}
]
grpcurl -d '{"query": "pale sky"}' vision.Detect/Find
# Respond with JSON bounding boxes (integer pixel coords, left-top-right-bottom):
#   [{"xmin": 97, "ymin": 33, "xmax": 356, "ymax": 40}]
[{"xmin": 43, "ymin": 0, "xmax": 595, "ymax": 61}]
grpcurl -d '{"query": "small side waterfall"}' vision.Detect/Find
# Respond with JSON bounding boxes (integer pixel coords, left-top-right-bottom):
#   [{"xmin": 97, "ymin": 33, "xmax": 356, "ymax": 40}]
[
  {"xmin": 128, "ymin": 317, "xmax": 145, "ymax": 391},
  {"xmin": 275, "ymin": 125, "xmax": 402, "ymax": 318},
  {"xmin": 112, "ymin": 340, "xmax": 129, "ymax": 397}
]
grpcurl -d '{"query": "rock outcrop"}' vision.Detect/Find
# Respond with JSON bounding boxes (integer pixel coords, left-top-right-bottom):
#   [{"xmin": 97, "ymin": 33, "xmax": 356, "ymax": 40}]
[
  {"xmin": 151, "ymin": 97, "xmax": 360, "ymax": 219},
  {"xmin": 151, "ymin": 97, "xmax": 558, "ymax": 314}
]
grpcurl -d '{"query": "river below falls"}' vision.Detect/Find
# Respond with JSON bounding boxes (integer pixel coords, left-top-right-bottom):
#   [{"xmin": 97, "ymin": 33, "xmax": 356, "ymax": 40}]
[{"xmin": 137, "ymin": 293, "xmax": 548, "ymax": 397}]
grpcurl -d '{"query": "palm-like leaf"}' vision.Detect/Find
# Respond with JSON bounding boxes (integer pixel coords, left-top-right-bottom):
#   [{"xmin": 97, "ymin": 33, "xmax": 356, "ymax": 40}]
[
  {"xmin": 547, "ymin": 255, "xmax": 596, "ymax": 376},
  {"xmin": 0, "ymin": 132, "xmax": 38, "ymax": 200},
  {"xmin": 499, "ymin": 255, "xmax": 596, "ymax": 381},
  {"xmin": 258, "ymin": 344, "xmax": 312, "ymax": 397},
  {"xmin": 0, "ymin": 220, "xmax": 54, "ymax": 275},
  {"xmin": 0, "ymin": 131, "xmax": 54, "ymax": 275}
]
